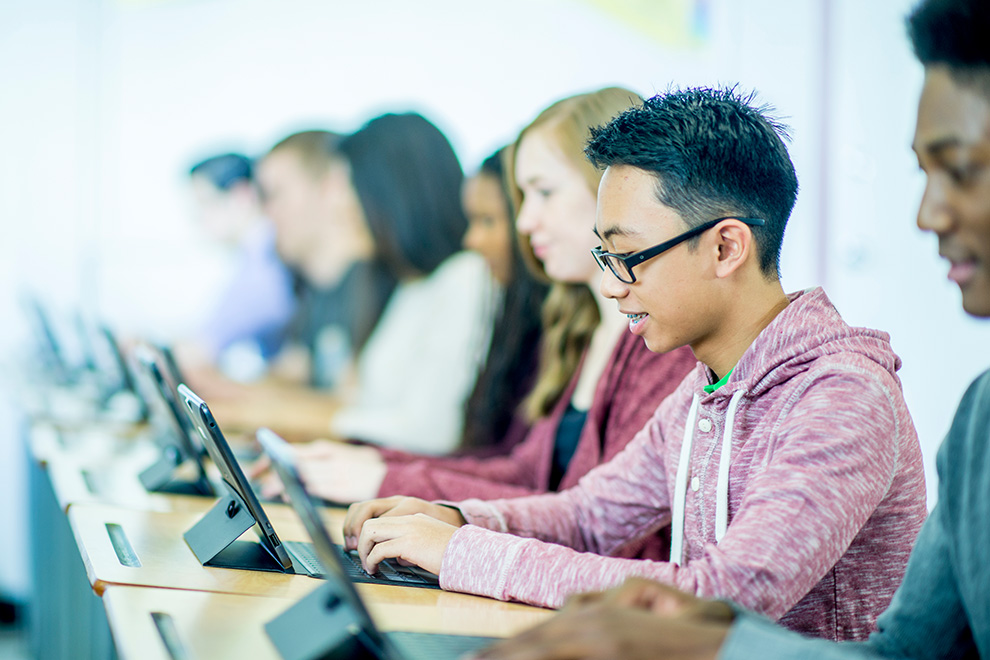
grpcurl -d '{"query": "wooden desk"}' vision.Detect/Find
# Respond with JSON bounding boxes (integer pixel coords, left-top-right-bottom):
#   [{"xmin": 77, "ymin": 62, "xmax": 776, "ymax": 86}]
[
  {"xmin": 46, "ymin": 454, "xmax": 210, "ymax": 513},
  {"xmin": 103, "ymin": 586, "xmax": 290, "ymax": 660},
  {"xmin": 103, "ymin": 584, "xmax": 553, "ymax": 660},
  {"xmin": 29, "ymin": 419, "xmax": 149, "ymax": 467},
  {"xmin": 204, "ymin": 386, "xmax": 341, "ymax": 443},
  {"xmin": 32, "ymin": 422, "xmax": 211, "ymax": 513},
  {"xmin": 68, "ymin": 501, "xmax": 336, "ymax": 598}
]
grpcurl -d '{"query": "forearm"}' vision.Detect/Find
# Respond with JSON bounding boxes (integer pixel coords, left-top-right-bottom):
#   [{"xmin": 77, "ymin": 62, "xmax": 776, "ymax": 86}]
[
  {"xmin": 721, "ymin": 612, "xmax": 883, "ymax": 660},
  {"xmin": 379, "ymin": 460, "xmax": 544, "ymax": 500},
  {"xmin": 440, "ymin": 525, "xmax": 680, "ymax": 608}
]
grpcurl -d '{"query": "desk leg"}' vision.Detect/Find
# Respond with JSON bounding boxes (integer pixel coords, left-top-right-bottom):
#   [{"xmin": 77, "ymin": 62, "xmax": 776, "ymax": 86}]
[{"xmin": 28, "ymin": 450, "xmax": 116, "ymax": 660}]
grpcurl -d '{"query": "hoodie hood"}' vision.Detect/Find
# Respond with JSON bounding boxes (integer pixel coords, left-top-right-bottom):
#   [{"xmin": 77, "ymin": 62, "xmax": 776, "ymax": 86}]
[{"xmin": 709, "ymin": 287, "xmax": 901, "ymax": 401}]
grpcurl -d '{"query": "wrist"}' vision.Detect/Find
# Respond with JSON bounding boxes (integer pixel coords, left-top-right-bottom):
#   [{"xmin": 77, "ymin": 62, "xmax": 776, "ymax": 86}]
[{"xmin": 436, "ymin": 503, "xmax": 467, "ymax": 526}]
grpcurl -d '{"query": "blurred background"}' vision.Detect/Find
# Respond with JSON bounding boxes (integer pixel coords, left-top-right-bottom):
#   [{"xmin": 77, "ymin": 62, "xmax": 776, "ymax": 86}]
[{"xmin": 0, "ymin": 0, "xmax": 983, "ymax": 615}]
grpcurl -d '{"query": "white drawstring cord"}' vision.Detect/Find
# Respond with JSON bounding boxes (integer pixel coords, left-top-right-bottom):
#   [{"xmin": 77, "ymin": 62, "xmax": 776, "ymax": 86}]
[
  {"xmin": 715, "ymin": 390, "xmax": 745, "ymax": 543},
  {"xmin": 669, "ymin": 394, "xmax": 699, "ymax": 566}
]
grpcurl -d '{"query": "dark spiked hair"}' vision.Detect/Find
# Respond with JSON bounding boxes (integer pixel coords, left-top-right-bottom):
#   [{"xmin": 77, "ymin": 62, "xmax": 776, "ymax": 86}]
[{"xmin": 585, "ymin": 86, "xmax": 798, "ymax": 278}]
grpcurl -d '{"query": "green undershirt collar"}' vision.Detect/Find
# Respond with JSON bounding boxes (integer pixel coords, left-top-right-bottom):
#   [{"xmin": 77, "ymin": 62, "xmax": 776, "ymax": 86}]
[{"xmin": 703, "ymin": 368, "xmax": 734, "ymax": 394}]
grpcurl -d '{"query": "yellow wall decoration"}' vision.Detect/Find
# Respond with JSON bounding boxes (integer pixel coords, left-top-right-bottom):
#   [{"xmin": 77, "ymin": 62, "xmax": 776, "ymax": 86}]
[{"xmin": 575, "ymin": 0, "xmax": 711, "ymax": 49}]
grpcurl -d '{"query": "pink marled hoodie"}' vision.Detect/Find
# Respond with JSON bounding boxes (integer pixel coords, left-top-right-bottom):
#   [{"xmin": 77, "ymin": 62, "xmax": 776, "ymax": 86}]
[{"xmin": 439, "ymin": 288, "xmax": 927, "ymax": 641}]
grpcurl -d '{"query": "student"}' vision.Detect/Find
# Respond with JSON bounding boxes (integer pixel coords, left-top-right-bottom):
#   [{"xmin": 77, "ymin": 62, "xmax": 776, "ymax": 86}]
[
  {"xmin": 256, "ymin": 130, "xmax": 393, "ymax": 390},
  {"xmin": 211, "ymin": 115, "xmax": 491, "ymax": 451},
  {"xmin": 264, "ymin": 91, "xmax": 696, "ymax": 548},
  {"xmin": 471, "ymin": 0, "xmax": 990, "ymax": 658},
  {"xmin": 325, "ymin": 112, "xmax": 493, "ymax": 454},
  {"xmin": 457, "ymin": 149, "xmax": 550, "ymax": 455},
  {"xmin": 343, "ymin": 87, "xmax": 928, "ymax": 641},
  {"xmin": 179, "ymin": 152, "xmax": 297, "ymax": 374}
]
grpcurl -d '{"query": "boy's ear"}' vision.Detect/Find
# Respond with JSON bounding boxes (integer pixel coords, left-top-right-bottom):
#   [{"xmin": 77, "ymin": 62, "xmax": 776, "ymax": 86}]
[{"xmin": 713, "ymin": 220, "xmax": 753, "ymax": 279}]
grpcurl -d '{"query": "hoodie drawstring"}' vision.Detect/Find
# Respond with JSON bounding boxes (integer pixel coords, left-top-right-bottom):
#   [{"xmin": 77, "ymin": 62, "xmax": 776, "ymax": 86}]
[
  {"xmin": 669, "ymin": 390, "xmax": 745, "ymax": 565},
  {"xmin": 715, "ymin": 390, "xmax": 744, "ymax": 542},
  {"xmin": 670, "ymin": 394, "xmax": 699, "ymax": 566}
]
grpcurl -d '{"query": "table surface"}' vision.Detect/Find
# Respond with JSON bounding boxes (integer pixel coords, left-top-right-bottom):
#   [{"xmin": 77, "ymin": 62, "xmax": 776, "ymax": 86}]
[
  {"xmin": 33, "ymin": 403, "xmax": 555, "ymax": 658},
  {"xmin": 103, "ymin": 583, "xmax": 552, "ymax": 660}
]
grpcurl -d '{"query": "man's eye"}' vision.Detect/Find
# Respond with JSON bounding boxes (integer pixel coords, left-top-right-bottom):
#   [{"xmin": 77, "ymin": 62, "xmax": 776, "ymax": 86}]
[{"xmin": 945, "ymin": 162, "xmax": 983, "ymax": 187}]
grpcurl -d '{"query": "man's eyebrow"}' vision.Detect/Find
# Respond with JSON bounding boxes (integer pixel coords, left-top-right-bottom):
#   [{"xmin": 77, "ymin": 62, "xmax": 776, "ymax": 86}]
[
  {"xmin": 912, "ymin": 135, "xmax": 961, "ymax": 156},
  {"xmin": 596, "ymin": 225, "xmax": 636, "ymax": 241}
]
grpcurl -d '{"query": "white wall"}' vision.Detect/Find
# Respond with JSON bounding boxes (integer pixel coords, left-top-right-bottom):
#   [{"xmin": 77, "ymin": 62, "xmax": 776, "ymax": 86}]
[{"xmin": 1, "ymin": 0, "xmax": 984, "ymax": 599}]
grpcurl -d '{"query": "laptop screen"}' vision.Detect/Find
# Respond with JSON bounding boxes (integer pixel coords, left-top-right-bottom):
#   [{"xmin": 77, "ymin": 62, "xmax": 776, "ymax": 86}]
[
  {"xmin": 177, "ymin": 385, "xmax": 291, "ymax": 570},
  {"xmin": 133, "ymin": 346, "xmax": 210, "ymax": 482},
  {"xmin": 256, "ymin": 427, "xmax": 383, "ymax": 638}
]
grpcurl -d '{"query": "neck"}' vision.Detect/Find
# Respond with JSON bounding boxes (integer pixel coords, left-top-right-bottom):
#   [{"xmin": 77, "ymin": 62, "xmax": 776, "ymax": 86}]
[
  {"xmin": 304, "ymin": 243, "xmax": 356, "ymax": 288},
  {"xmin": 234, "ymin": 215, "xmax": 265, "ymax": 245},
  {"xmin": 693, "ymin": 278, "xmax": 790, "ymax": 380}
]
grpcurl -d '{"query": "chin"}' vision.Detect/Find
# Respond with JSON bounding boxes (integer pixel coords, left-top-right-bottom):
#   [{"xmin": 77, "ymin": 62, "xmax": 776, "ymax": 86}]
[
  {"xmin": 961, "ymin": 293, "xmax": 990, "ymax": 318},
  {"xmin": 641, "ymin": 333, "xmax": 671, "ymax": 355}
]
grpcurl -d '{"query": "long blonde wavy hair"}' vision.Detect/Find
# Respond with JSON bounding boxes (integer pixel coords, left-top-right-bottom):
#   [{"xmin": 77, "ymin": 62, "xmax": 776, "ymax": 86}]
[{"xmin": 506, "ymin": 87, "xmax": 644, "ymax": 420}]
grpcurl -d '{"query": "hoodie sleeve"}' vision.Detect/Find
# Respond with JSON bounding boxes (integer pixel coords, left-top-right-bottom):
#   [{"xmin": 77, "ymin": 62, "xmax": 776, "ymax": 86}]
[
  {"xmin": 440, "ymin": 359, "xmax": 923, "ymax": 616},
  {"xmin": 376, "ymin": 423, "xmax": 552, "ymax": 501},
  {"xmin": 438, "ymin": 388, "xmax": 689, "ymax": 607}
]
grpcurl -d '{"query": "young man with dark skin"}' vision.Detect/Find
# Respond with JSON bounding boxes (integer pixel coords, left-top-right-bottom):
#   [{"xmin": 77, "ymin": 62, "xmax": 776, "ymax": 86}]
[{"xmin": 471, "ymin": 0, "xmax": 990, "ymax": 657}]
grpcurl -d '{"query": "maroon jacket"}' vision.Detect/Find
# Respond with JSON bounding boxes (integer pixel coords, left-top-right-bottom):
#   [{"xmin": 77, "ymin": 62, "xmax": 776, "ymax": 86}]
[{"xmin": 378, "ymin": 330, "xmax": 697, "ymax": 560}]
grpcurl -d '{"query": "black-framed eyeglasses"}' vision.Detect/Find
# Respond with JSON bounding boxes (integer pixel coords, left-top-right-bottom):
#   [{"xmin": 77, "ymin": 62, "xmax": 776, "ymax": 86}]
[{"xmin": 591, "ymin": 216, "xmax": 766, "ymax": 284}]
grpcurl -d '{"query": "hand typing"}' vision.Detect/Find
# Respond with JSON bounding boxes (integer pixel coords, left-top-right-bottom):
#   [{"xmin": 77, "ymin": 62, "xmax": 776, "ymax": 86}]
[{"xmin": 343, "ymin": 496, "xmax": 467, "ymax": 576}]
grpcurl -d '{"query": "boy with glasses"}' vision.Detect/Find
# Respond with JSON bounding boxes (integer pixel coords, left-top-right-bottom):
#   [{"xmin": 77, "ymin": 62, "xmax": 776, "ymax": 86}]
[
  {"xmin": 471, "ymin": 0, "xmax": 990, "ymax": 656},
  {"xmin": 342, "ymin": 86, "xmax": 927, "ymax": 642}
]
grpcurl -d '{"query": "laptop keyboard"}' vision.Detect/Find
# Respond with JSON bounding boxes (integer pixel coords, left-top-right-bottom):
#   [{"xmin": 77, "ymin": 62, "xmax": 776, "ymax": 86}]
[
  {"xmin": 282, "ymin": 540, "xmax": 441, "ymax": 588},
  {"xmin": 386, "ymin": 631, "xmax": 498, "ymax": 660}
]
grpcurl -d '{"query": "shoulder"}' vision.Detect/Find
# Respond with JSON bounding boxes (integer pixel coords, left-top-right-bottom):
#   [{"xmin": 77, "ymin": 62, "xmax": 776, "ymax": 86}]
[
  {"xmin": 392, "ymin": 251, "xmax": 489, "ymax": 307},
  {"xmin": 776, "ymin": 352, "xmax": 905, "ymax": 411},
  {"xmin": 429, "ymin": 250, "xmax": 488, "ymax": 284},
  {"xmin": 959, "ymin": 368, "xmax": 990, "ymax": 411},
  {"xmin": 943, "ymin": 368, "xmax": 990, "ymax": 461}
]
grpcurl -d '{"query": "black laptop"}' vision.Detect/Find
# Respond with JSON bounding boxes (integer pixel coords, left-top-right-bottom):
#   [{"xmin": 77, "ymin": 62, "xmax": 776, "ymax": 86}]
[
  {"xmin": 176, "ymin": 384, "xmax": 440, "ymax": 589},
  {"xmin": 131, "ymin": 346, "xmax": 214, "ymax": 496},
  {"xmin": 257, "ymin": 427, "xmax": 497, "ymax": 660}
]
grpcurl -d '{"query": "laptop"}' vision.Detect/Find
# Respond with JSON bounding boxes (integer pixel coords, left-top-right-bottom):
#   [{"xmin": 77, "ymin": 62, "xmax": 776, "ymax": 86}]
[
  {"xmin": 176, "ymin": 384, "xmax": 440, "ymax": 589},
  {"xmin": 97, "ymin": 325, "xmax": 152, "ymax": 419},
  {"xmin": 24, "ymin": 296, "xmax": 72, "ymax": 385},
  {"xmin": 257, "ymin": 427, "xmax": 497, "ymax": 660},
  {"xmin": 131, "ymin": 346, "xmax": 214, "ymax": 496}
]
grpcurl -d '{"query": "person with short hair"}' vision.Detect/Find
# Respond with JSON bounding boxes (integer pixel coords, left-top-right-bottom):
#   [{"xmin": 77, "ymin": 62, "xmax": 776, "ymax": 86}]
[
  {"xmin": 342, "ymin": 86, "xmax": 927, "ymax": 642},
  {"xmin": 257, "ymin": 129, "xmax": 393, "ymax": 390},
  {"xmin": 469, "ymin": 0, "xmax": 990, "ymax": 657},
  {"xmin": 183, "ymin": 151, "xmax": 296, "ymax": 372},
  {"xmin": 263, "ymin": 92, "xmax": 695, "ymax": 564}
]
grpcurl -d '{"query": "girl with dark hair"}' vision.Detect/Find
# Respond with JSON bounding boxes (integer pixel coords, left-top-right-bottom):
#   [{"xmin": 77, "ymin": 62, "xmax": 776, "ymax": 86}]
[
  {"xmin": 325, "ymin": 113, "xmax": 494, "ymax": 454},
  {"xmin": 458, "ymin": 149, "xmax": 549, "ymax": 453}
]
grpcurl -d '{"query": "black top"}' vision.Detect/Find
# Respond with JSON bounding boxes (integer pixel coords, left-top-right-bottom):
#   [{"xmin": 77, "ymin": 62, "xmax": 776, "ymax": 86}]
[{"xmin": 549, "ymin": 402, "xmax": 588, "ymax": 490}]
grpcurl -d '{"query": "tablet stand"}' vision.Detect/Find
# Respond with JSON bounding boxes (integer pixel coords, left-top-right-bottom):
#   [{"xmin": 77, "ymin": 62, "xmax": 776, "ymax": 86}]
[
  {"xmin": 265, "ymin": 582, "xmax": 380, "ymax": 660},
  {"xmin": 183, "ymin": 484, "xmax": 257, "ymax": 564},
  {"xmin": 137, "ymin": 444, "xmax": 182, "ymax": 492}
]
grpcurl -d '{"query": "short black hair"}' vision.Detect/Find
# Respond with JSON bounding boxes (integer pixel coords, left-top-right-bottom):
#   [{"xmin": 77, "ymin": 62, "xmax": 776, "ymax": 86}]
[
  {"xmin": 189, "ymin": 153, "xmax": 253, "ymax": 190},
  {"xmin": 339, "ymin": 113, "xmax": 467, "ymax": 279},
  {"xmin": 585, "ymin": 87, "xmax": 798, "ymax": 278},
  {"xmin": 908, "ymin": 0, "xmax": 990, "ymax": 96}
]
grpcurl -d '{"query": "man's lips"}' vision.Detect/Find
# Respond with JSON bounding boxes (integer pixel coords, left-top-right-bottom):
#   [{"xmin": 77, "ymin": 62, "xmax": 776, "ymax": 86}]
[{"xmin": 947, "ymin": 259, "xmax": 977, "ymax": 286}]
